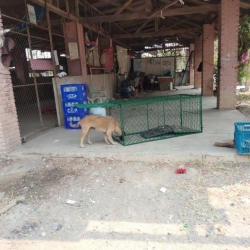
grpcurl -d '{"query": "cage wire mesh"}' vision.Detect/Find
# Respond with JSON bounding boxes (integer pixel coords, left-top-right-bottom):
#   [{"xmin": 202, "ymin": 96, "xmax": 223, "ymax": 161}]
[
  {"xmin": 109, "ymin": 95, "xmax": 202, "ymax": 146},
  {"xmin": 1, "ymin": 4, "xmax": 60, "ymax": 141}
]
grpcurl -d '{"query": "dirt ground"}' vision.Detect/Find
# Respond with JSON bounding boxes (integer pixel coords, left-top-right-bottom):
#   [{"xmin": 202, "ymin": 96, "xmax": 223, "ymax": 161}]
[
  {"xmin": 0, "ymin": 156, "xmax": 250, "ymax": 250},
  {"xmin": 0, "ymin": 92, "xmax": 250, "ymax": 250}
]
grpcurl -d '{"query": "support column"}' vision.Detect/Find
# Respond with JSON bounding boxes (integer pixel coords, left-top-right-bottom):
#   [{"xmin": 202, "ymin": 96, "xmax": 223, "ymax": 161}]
[
  {"xmin": 202, "ymin": 24, "xmax": 214, "ymax": 96},
  {"xmin": 217, "ymin": 0, "xmax": 240, "ymax": 109},
  {"xmin": 0, "ymin": 15, "xmax": 22, "ymax": 153},
  {"xmin": 63, "ymin": 22, "xmax": 88, "ymax": 83},
  {"xmin": 194, "ymin": 35, "xmax": 202, "ymax": 88},
  {"xmin": 189, "ymin": 43, "xmax": 194, "ymax": 85}
]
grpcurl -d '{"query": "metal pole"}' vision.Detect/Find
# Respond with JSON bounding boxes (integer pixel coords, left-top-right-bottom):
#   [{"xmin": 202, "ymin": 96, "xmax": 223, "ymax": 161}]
[
  {"xmin": 46, "ymin": 8, "xmax": 59, "ymax": 126},
  {"xmin": 24, "ymin": 0, "xmax": 44, "ymax": 128}
]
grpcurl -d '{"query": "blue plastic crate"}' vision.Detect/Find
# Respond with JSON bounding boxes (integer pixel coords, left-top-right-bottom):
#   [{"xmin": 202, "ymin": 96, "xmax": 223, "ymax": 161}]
[
  {"xmin": 60, "ymin": 83, "xmax": 88, "ymax": 100},
  {"xmin": 62, "ymin": 100, "xmax": 89, "ymax": 115},
  {"xmin": 64, "ymin": 115, "xmax": 87, "ymax": 129},
  {"xmin": 234, "ymin": 122, "xmax": 250, "ymax": 155}
]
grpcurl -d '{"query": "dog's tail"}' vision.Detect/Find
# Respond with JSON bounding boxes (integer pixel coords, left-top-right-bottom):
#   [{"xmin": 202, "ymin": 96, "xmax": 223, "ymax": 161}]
[{"xmin": 69, "ymin": 121, "xmax": 80, "ymax": 128}]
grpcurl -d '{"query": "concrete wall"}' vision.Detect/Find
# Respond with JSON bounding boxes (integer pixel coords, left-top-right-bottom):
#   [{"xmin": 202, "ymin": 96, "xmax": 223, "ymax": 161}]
[
  {"xmin": 0, "ymin": 14, "xmax": 22, "ymax": 153},
  {"xmin": 89, "ymin": 74, "xmax": 116, "ymax": 99}
]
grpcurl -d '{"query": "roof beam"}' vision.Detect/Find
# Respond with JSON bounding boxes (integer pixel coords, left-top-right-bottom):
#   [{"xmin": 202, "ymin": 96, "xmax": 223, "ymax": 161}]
[
  {"xmin": 155, "ymin": 18, "xmax": 159, "ymax": 32},
  {"xmin": 134, "ymin": 19, "xmax": 152, "ymax": 34},
  {"xmin": 145, "ymin": 0, "xmax": 152, "ymax": 13},
  {"xmin": 100, "ymin": 0, "xmax": 144, "ymax": 13},
  {"xmin": 148, "ymin": 0, "xmax": 180, "ymax": 19},
  {"xmin": 81, "ymin": 4, "xmax": 219, "ymax": 23},
  {"xmin": 80, "ymin": 0, "xmax": 126, "ymax": 33},
  {"xmin": 103, "ymin": 4, "xmax": 145, "ymax": 14},
  {"xmin": 29, "ymin": 0, "xmax": 130, "ymax": 48},
  {"xmin": 115, "ymin": 0, "xmax": 133, "ymax": 15},
  {"xmin": 143, "ymin": 24, "xmax": 167, "ymax": 45},
  {"xmin": 240, "ymin": 1, "xmax": 250, "ymax": 9},
  {"xmin": 112, "ymin": 28, "xmax": 199, "ymax": 39}
]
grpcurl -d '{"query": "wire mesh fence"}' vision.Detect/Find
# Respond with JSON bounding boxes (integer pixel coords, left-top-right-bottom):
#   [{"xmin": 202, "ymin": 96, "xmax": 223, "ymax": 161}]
[
  {"xmin": 109, "ymin": 95, "xmax": 202, "ymax": 146},
  {"xmin": 1, "ymin": 6, "xmax": 61, "ymax": 141}
]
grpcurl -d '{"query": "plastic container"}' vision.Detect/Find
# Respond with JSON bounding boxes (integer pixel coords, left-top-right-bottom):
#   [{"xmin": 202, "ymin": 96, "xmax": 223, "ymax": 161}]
[
  {"xmin": 62, "ymin": 100, "xmax": 89, "ymax": 115},
  {"xmin": 89, "ymin": 107, "xmax": 106, "ymax": 116},
  {"xmin": 64, "ymin": 115, "xmax": 86, "ymax": 129},
  {"xmin": 60, "ymin": 83, "xmax": 88, "ymax": 100},
  {"xmin": 234, "ymin": 122, "xmax": 250, "ymax": 155}
]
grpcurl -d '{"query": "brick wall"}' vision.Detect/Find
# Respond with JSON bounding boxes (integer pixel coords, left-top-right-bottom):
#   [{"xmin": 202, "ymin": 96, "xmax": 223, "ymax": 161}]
[
  {"xmin": 202, "ymin": 24, "xmax": 214, "ymax": 96},
  {"xmin": 194, "ymin": 35, "xmax": 202, "ymax": 88},
  {"xmin": 0, "ymin": 15, "xmax": 21, "ymax": 153},
  {"xmin": 217, "ymin": 0, "xmax": 240, "ymax": 109},
  {"xmin": 189, "ymin": 43, "xmax": 194, "ymax": 85}
]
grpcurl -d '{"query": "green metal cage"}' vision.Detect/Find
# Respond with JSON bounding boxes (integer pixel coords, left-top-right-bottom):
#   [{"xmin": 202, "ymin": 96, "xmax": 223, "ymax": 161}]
[
  {"xmin": 76, "ymin": 94, "xmax": 202, "ymax": 146},
  {"xmin": 109, "ymin": 94, "xmax": 202, "ymax": 146}
]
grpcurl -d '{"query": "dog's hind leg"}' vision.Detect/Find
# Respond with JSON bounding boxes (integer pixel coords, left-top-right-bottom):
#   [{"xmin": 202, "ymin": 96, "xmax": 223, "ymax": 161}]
[
  {"xmin": 80, "ymin": 129, "xmax": 88, "ymax": 148},
  {"xmin": 103, "ymin": 133, "xmax": 111, "ymax": 144},
  {"xmin": 86, "ymin": 128, "xmax": 93, "ymax": 144}
]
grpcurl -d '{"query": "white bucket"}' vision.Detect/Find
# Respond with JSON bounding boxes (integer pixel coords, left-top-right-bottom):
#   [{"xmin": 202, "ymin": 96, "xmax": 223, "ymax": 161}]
[{"xmin": 89, "ymin": 107, "xmax": 106, "ymax": 116}]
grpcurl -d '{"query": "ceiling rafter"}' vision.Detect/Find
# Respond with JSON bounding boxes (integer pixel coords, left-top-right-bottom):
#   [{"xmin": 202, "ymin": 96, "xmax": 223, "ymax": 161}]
[
  {"xmin": 97, "ymin": 0, "xmax": 145, "ymax": 13},
  {"xmin": 184, "ymin": 0, "xmax": 208, "ymax": 6},
  {"xmin": 29, "ymin": 0, "xmax": 130, "ymax": 48},
  {"xmin": 166, "ymin": 16, "xmax": 201, "ymax": 29},
  {"xmin": 80, "ymin": 0, "xmax": 126, "ymax": 34},
  {"xmin": 148, "ymin": 0, "xmax": 180, "ymax": 19},
  {"xmin": 145, "ymin": 0, "xmax": 153, "ymax": 13},
  {"xmin": 111, "ymin": 28, "xmax": 199, "ymax": 39},
  {"xmin": 115, "ymin": 0, "xmax": 133, "ymax": 15},
  {"xmin": 155, "ymin": 18, "xmax": 159, "ymax": 32},
  {"xmin": 134, "ymin": 19, "xmax": 152, "ymax": 34},
  {"xmin": 81, "ymin": 4, "xmax": 219, "ymax": 23},
  {"xmin": 142, "ymin": 23, "xmax": 167, "ymax": 45},
  {"xmin": 102, "ymin": 4, "xmax": 145, "ymax": 14}
]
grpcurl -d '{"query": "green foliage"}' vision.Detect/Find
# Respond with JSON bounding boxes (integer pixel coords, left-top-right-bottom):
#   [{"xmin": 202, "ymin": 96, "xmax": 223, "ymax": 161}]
[
  {"xmin": 238, "ymin": 15, "xmax": 250, "ymax": 83},
  {"xmin": 238, "ymin": 16, "xmax": 250, "ymax": 58},
  {"xmin": 214, "ymin": 39, "xmax": 218, "ymax": 84}
]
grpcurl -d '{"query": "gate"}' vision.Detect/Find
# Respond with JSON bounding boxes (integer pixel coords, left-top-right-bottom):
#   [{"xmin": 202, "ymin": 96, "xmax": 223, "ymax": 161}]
[{"xmin": 1, "ymin": 2, "xmax": 64, "ymax": 141}]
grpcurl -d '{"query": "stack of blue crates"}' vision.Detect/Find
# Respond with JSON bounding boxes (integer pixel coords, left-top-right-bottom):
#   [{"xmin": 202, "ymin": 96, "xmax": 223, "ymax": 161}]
[
  {"xmin": 60, "ymin": 83, "xmax": 89, "ymax": 129},
  {"xmin": 234, "ymin": 122, "xmax": 250, "ymax": 155}
]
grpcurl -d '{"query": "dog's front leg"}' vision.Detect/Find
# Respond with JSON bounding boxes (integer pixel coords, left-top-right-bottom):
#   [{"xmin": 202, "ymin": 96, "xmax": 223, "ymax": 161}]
[
  {"xmin": 107, "ymin": 132, "xmax": 117, "ymax": 145},
  {"xmin": 103, "ymin": 133, "xmax": 111, "ymax": 145}
]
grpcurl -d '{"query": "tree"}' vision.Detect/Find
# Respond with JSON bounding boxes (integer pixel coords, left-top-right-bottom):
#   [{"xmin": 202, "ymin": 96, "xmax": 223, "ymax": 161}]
[{"xmin": 238, "ymin": 15, "xmax": 250, "ymax": 89}]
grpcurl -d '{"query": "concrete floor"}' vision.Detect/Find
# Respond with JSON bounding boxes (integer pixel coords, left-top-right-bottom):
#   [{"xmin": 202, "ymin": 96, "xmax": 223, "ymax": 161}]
[{"xmin": 9, "ymin": 86, "xmax": 250, "ymax": 162}]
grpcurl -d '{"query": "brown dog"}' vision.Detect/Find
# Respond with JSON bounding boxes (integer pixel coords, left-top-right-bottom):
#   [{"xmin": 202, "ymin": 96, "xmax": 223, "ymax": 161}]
[{"xmin": 69, "ymin": 115, "xmax": 122, "ymax": 148}]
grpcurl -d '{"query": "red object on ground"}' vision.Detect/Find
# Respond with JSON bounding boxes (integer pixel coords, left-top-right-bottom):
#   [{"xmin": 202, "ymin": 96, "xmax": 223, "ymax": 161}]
[{"xmin": 175, "ymin": 168, "xmax": 187, "ymax": 174}]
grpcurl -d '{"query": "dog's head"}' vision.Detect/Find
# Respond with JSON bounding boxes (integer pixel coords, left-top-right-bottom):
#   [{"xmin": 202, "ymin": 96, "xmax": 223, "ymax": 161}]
[
  {"xmin": 115, "ymin": 122, "xmax": 122, "ymax": 136},
  {"xmin": 115, "ymin": 121, "xmax": 124, "ymax": 141}
]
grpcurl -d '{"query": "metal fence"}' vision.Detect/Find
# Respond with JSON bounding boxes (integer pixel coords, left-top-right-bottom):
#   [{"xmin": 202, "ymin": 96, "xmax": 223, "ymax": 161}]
[
  {"xmin": 110, "ymin": 95, "xmax": 202, "ymax": 146},
  {"xmin": 1, "ymin": 3, "xmax": 64, "ymax": 141}
]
